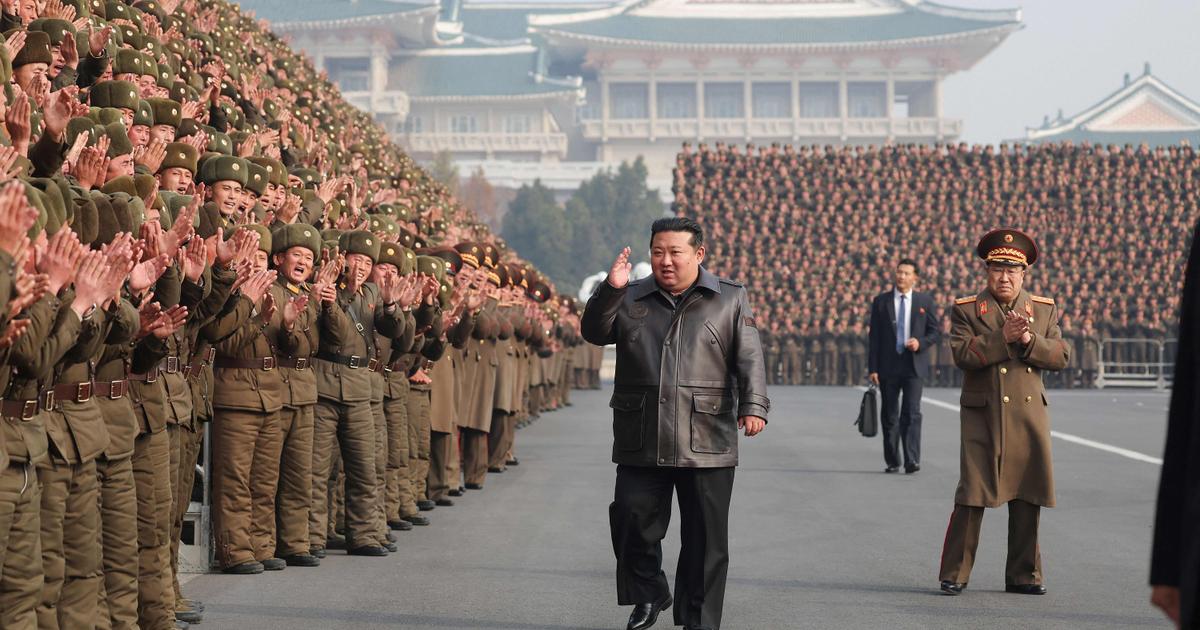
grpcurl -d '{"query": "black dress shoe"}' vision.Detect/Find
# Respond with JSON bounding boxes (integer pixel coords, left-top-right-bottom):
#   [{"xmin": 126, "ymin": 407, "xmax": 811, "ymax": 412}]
[
  {"xmin": 627, "ymin": 594, "xmax": 672, "ymax": 630},
  {"xmin": 905, "ymin": 464, "xmax": 921, "ymax": 474},
  {"xmin": 283, "ymin": 553, "xmax": 320, "ymax": 567},
  {"xmin": 402, "ymin": 514, "xmax": 430, "ymax": 526},
  {"xmin": 383, "ymin": 541, "xmax": 398, "ymax": 553},
  {"xmin": 417, "ymin": 499, "xmax": 436, "ymax": 511},
  {"xmin": 260, "ymin": 557, "xmax": 287, "ymax": 571},
  {"xmin": 506, "ymin": 458, "xmax": 520, "ymax": 466},
  {"xmin": 488, "ymin": 466, "xmax": 504, "ymax": 473},
  {"xmin": 312, "ymin": 547, "xmax": 326, "ymax": 559},
  {"xmin": 435, "ymin": 498, "xmax": 454, "ymax": 507},
  {"xmin": 940, "ymin": 581, "xmax": 966, "ymax": 595},
  {"xmin": 348, "ymin": 545, "xmax": 389, "ymax": 557},
  {"xmin": 222, "ymin": 561, "xmax": 264, "ymax": 574},
  {"xmin": 885, "ymin": 466, "xmax": 900, "ymax": 474},
  {"xmin": 465, "ymin": 482, "xmax": 483, "ymax": 490},
  {"xmin": 389, "ymin": 520, "xmax": 414, "ymax": 531},
  {"xmin": 448, "ymin": 488, "xmax": 463, "ymax": 497},
  {"xmin": 1005, "ymin": 584, "xmax": 1047, "ymax": 595}
]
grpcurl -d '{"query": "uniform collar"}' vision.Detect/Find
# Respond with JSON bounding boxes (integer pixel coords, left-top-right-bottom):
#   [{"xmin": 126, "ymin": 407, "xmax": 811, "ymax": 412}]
[{"xmin": 629, "ymin": 266, "xmax": 721, "ymax": 301}]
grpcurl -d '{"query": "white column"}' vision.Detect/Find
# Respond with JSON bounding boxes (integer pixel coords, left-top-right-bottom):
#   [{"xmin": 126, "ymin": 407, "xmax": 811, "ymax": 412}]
[
  {"xmin": 600, "ymin": 79, "xmax": 610, "ymax": 142},
  {"xmin": 695, "ymin": 78, "xmax": 705, "ymax": 141},
  {"xmin": 885, "ymin": 75, "xmax": 895, "ymax": 142},
  {"xmin": 838, "ymin": 76, "xmax": 848, "ymax": 141},
  {"xmin": 934, "ymin": 74, "xmax": 944, "ymax": 140},
  {"xmin": 743, "ymin": 78, "xmax": 752, "ymax": 142},
  {"xmin": 648, "ymin": 72, "xmax": 658, "ymax": 142},
  {"xmin": 791, "ymin": 72, "xmax": 800, "ymax": 142}
]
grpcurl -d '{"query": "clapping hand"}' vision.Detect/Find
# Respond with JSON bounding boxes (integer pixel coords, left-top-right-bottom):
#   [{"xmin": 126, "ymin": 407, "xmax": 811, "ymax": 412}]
[{"xmin": 1003, "ymin": 310, "xmax": 1032, "ymax": 345}]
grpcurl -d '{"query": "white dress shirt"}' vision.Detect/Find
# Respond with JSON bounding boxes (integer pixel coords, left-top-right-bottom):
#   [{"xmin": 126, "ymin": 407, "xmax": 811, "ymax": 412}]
[{"xmin": 893, "ymin": 288, "xmax": 913, "ymax": 346}]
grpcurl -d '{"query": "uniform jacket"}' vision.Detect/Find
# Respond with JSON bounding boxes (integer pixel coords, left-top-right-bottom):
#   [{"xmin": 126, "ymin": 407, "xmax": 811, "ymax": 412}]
[
  {"xmin": 581, "ymin": 267, "xmax": 770, "ymax": 468},
  {"xmin": 1151, "ymin": 219, "xmax": 1200, "ymax": 628},
  {"xmin": 868, "ymin": 290, "xmax": 940, "ymax": 380},
  {"xmin": 315, "ymin": 282, "xmax": 403, "ymax": 404},
  {"xmin": 949, "ymin": 289, "xmax": 1070, "ymax": 508}
]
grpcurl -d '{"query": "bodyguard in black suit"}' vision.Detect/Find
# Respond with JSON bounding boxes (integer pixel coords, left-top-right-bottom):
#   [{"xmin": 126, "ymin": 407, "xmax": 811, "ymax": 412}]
[
  {"xmin": 1150, "ymin": 218, "xmax": 1200, "ymax": 629},
  {"xmin": 868, "ymin": 259, "xmax": 941, "ymax": 473}
]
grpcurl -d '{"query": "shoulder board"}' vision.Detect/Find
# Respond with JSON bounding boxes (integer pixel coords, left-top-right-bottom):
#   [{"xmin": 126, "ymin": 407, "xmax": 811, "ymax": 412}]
[
  {"xmin": 1030, "ymin": 295, "xmax": 1055, "ymax": 306},
  {"xmin": 954, "ymin": 296, "xmax": 977, "ymax": 305}
]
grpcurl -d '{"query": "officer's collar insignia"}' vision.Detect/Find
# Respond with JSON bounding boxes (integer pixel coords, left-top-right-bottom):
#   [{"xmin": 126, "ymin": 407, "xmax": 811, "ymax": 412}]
[{"xmin": 978, "ymin": 300, "xmax": 988, "ymax": 317}]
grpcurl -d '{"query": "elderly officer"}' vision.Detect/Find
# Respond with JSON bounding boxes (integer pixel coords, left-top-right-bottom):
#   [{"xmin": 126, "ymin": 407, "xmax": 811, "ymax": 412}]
[
  {"xmin": 582, "ymin": 217, "xmax": 769, "ymax": 630},
  {"xmin": 939, "ymin": 229, "xmax": 1070, "ymax": 597}
]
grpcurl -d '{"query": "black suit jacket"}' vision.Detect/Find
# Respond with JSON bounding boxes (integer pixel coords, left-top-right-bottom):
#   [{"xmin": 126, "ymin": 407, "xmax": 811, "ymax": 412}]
[
  {"xmin": 867, "ymin": 290, "xmax": 940, "ymax": 380},
  {"xmin": 1151, "ymin": 218, "xmax": 1200, "ymax": 628}
]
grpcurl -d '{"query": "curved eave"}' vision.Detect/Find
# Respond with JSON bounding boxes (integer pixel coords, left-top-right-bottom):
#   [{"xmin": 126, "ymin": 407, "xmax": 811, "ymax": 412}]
[
  {"xmin": 271, "ymin": 6, "xmax": 437, "ymax": 33},
  {"xmin": 410, "ymin": 88, "xmax": 584, "ymax": 104},
  {"xmin": 531, "ymin": 21, "xmax": 1021, "ymax": 54}
]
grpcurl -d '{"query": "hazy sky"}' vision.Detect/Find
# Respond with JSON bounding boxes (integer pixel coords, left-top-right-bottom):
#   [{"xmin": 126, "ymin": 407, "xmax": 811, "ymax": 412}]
[{"xmin": 942, "ymin": 0, "xmax": 1200, "ymax": 143}]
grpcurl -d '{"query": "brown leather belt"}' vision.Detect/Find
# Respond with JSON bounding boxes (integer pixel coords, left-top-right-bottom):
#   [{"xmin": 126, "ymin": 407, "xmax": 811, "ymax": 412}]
[
  {"xmin": 92, "ymin": 379, "xmax": 128, "ymax": 400},
  {"xmin": 127, "ymin": 369, "xmax": 159, "ymax": 383},
  {"xmin": 183, "ymin": 348, "xmax": 217, "ymax": 379},
  {"xmin": 385, "ymin": 359, "xmax": 406, "ymax": 373},
  {"xmin": 159, "ymin": 356, "xmax": 183, "ymax": 374},
  {"xmin": 41, "ymin": 381, "xmax": 95, "ymax": 409},
  {"xmin": 315, "ymin": 352, "xmax": 377, "ymax": 371},
  {"xmin": 0, "ymin": 398, "xmax": 40, "ymax": 420},
  {"xmin": 214, "ymin": 356, "xmax": 277, "ymax": 371},
  {"xmin": 277, "ymin": 356, "xmax": 311, "ymax": 370}
]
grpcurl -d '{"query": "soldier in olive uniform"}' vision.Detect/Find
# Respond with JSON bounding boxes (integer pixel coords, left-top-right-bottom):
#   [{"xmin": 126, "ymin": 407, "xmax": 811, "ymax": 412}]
[{"xmin": 939, "ymin": 229, "xmax": 1070, "ymax": 597}]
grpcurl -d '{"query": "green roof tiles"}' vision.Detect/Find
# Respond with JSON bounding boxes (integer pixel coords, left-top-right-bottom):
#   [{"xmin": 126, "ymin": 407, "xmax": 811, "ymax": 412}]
[{"xmin": 236, "ymin": 0, "xmax": 433, "ymax": 25}]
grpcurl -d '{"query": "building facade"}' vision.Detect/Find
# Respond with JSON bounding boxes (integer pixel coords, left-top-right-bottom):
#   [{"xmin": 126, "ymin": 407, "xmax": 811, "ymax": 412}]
[{"xmin": 242, "ymin": 0, "xmax": 1023, "ymax": 193}]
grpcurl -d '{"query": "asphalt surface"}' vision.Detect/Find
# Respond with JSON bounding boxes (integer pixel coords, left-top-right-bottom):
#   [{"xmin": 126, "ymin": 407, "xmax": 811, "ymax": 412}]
[{"xmin": 184, "ymin": 386, "xmax": 1171, "ymax": 629}]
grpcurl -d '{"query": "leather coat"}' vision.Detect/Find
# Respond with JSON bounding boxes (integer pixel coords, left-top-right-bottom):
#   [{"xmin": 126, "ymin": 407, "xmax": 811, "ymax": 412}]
[{"xmin": 581, "ymin": 267, "xmax": 770, "ymax": 468}]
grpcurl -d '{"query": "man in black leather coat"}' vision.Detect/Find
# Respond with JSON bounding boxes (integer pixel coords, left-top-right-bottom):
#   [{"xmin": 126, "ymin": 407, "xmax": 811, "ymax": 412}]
[{"xmin": 582, "ymin": 217, "xmax": 770, "ymax": 630}]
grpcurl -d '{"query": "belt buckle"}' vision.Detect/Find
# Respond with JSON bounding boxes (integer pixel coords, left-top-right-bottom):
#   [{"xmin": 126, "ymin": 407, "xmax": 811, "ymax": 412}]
[
  {"xmin": 348, "ymin": 356, "xmax": 361, "ymax": 369},
  {"xmin": 108, "ymin": 380, "xmax": 124, "ymax": 399},
  {"xmin": 383, "ymin": 363, "xmax": 393, "ymax": 373},
  {"xmin": 146, "ymin": 368, "xmax": 158, "ymax": 383},
  {"xmin": 21, "ymin": 400, "xmax": 37, "ymax": 419},
  {"xmin": 76, "ymin": 382, "xmax": 92, "ymax": 402},
  {"xmin": 41, "ymin": 390, "xmax": 55, "ymax": 410},
  {"xmin": 368, "ymin": 358, "xmax": 379, "ymax": 372},
  {"xmin": 206, "ymin": 348, "xmax": 216, "ymax": 363},
  {"xmin": 295, "ymin": 357, "xmax": 308, "ymax": 370},
  {"xmin": 262, "ymin": 357, "xmax": 276, "ymax": 371},
  {"xmin": 165, "ymin": 356, "xmax": 180, "ymax": 373}
]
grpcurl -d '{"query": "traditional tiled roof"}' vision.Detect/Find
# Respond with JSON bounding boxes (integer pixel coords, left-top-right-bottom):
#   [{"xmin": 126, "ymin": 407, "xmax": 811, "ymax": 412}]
[
  {"xmin": 236, "ymin": 0, "xmax": 436, "ymax": 26},
  {"xmin": 527, "ymin": 0, "xmax": 1021, "ymax": 50},
  {"xmin": 1026, "ymin": 65, "xmax": 1200, "ymax": 147},
  {"xmin": 392, "ymin": 45, "xmax": 582, "ymax": 101}
]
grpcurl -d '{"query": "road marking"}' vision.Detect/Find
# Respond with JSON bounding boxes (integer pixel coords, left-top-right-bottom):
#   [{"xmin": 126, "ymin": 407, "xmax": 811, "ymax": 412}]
[{"xmin": 920, "ymin": 395, "xmax": 1164, "ymax": 466}]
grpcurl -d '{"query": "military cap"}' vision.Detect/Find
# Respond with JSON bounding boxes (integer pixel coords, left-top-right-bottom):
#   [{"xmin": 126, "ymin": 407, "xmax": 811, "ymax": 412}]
[
  {"xmin": 90, "ymin": 80, "xmax": 140, "ymax": 111},
  {"xmin": 430, "ymin": 248, "xmax": 463, "ymax": 275},
  {"xmin": 244, "ymin": 161, "xmax": 268, "ymax": 196},
  {"xmin": 481, "ymin": 243, "xmax": 499, "ymax": 268},
  {"xmin": 198, "ymin": 155, "xmax": 248, "ymax": 186},
  {"xmin": 100, "ymin": 175, "xmax": 138, "ymax": 197},
  {"xmin": 367, "ymin": 215, "xmax": 398, "ymax": 239},
  {"xmin": 104, "ymin": 1, "xmax": 136, "ymax": 21},
  {"xmin": 415, "ymin": 255, "xmax": 444, "ymax": 281},
  {"xmin": 244, "ymin": 224, "xmax": 272, "ymax": 254},
  {"xmin": 527, "ymin": 281, "xmax": 552, "ymax": 303},
  {"xmin": 12, "ymin": 30, "xmax": 52, "ymax": 67},
  {"xmin": 94, "ymin": 191, "xmax": 136, "ymax": 244},
  {"xmin": 453, "ymin": 242, "xmax": 481, "ymax": 268},
  {"xmin": 134, "ymin": 99, "xmax": 154, "ymax": 127},
  {"xmin": 206, "ymin": 131, "xmax": 233, "ymax": 156},
  {"xmin": 396, "ymin": 228, "xmax": 416, "ymax": 250},
  {"xmin": 132, "ymin": 173, "xmax": 157, "ymax": 200},
  {"xmin": 338, "ymin": 230, "xmax": 379, "ymax": 263},
  {"xmin": 113, "ymin": 48, "xmax": 146, "ymax": 76},
  {"xmin": 271, "ymin": 223, "xmax": 321, "ymax": 257},
  {"xmin": 160, "ymin": 142, "xmax": 198, "ymax": 174},
  {"xmin": 289, "ymin": 167, "xmax": 319, "ymax": 188},
  {"xmin": 976, "ymin": 228, "xmax": 1039, "ymax": 267},
  {"xmin": 147, "ymin": 98, "xmax": 182, "ymax": 128},
  {"xmin": 377, "ymin": 242, "xmax": 408, "ymax": 271},
  {"xmin": 27, "ymin": 18, "xmax": 75, "ymax": 45},
  {"xmin": 66, "ymin": 117, "xmax": 99, "ymax": 147},
  {"xmin": 94, "ymin": 107, "xmax": 124, "ymax": 125},
  {"xmin": 28, "ymin": 178, "xmax": 70, "ymax": 237},
  {"xmin": 104, "ymin": 123, "xmax": 133, "ymax": 157},
  {"xmin": 248, "ymin": 157, "xmax": 286, "ymax": 187}
]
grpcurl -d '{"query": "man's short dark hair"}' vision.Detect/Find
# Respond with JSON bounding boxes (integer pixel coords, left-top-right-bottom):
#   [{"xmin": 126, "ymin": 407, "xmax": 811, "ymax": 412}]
[
  {"xmin": 897, "ymin": 258, "xmax": 920, "ymax": 276},
  {"xmin": 651, "ymin": 217, "xmax": 704, "ymax": 249}
]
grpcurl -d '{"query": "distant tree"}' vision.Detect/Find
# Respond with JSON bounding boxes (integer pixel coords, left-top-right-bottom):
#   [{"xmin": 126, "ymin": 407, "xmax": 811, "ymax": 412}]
[
  {"xmin": 571, "ymin": 157, "xmax": 664, "ymax": 270},
  {"xmin": 460, "ymin": 168, "xmax": 499, "ymax": 229},
  {"xmin": 428, "ymin": 150, "xmax": 460, "ymax": 194},
  {"xmin": 502, "ymin": 181, "xmax": 572, "ymax": 285}
]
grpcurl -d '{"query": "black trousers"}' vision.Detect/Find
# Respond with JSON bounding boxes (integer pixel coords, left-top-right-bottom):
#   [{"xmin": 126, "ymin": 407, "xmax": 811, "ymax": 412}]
[
  {"xmin": 610, "ymin": 464, "xmax": 734, "ymax": 630},
  {"xmin": 880, "ymin": 364, "xmax": 923, "ymax": 469}
]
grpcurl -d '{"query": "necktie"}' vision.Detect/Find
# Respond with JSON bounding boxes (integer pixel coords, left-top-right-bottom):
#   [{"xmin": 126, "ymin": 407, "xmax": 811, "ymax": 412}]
[{"xmin": 897, "ymin": 294, "xmax": 907, "ymax": 354}]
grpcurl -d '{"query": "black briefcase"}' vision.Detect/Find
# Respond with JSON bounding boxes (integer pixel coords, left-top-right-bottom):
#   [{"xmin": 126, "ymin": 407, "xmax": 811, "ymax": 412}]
[{"xmin": 856, "ymin": 385, "xmax": 879, "ymax": 438}]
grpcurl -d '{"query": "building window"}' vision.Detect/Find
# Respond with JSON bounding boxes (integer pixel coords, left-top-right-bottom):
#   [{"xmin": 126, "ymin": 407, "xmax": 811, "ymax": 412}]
[
  {"xmin": 705, "ymin": 83, "xmax": 744, "ymax": 119},
  {"xmin": 449, "ymin": 115, "xmax": 477, "ymax": 133},
  {"xmin": 610, "ymin": 83, "xmax": 649, "ymax": 119},
  {"xmin": 504, "ymin": 114, "xmax": 534, "ymax": 134},
  {"xmin": 657, "ymin": 83, "xmax": 697, "ymax": 119},
  {"xmin": 848, "ymin": 82, "xmax": 886, "ymax": 118},
  {"xmin": 325, "ymin": 57, "xmax": 370, "ymax": 93},
  {"xmin": 753, "ymin": 82, "xmax": 791, "ymax": 118},
  {"xmin": 798, "ymin": 82, "xmax": 838, "ymax": 118},
  {"xmin": 895, "ymin": 81, "xmax": 936, "ymax": 117},
  {"xmin": 402, "ymin": 116, "xmax": 423, "ymax": 134},
  {"xmin": 580, "ymin": 82, "xmax": 601, "ymax": 120}
]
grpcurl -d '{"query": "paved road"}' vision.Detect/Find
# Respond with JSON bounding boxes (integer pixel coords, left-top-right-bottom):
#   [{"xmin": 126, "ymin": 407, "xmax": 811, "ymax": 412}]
[{"xmin": 185, "ymin": 386, "xmax": 1170, "ymax": 629}]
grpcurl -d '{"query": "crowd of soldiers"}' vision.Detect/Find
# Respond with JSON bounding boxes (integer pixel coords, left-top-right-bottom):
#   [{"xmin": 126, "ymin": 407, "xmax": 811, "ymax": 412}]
[
  {"xmin": 0, "ymin": 0, "xmax": 607, "ymax": 628},
  {"xmin": 674, "ymin": 141, "xmax": 1192, "ymax": 387}
]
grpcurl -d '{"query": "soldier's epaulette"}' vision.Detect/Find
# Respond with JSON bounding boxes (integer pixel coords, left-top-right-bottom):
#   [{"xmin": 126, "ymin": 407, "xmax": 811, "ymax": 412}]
[
  {"xmin": 1030, "ymin": 295, "xmax": 1055, "ymax": 306},
  {"xmin": 954, "ymin": 296, "xmax": 977, "ymax": 305}
]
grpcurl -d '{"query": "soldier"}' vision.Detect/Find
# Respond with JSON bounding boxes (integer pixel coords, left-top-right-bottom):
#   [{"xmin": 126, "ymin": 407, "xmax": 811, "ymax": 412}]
[
  {"xmin": 782, "ymin": 329, "xmax": 800, "ymax": 386},
  {"xmin": 939, "ymin": 229, "xmax": 1070, "ymax": 597},
  {"xmin": 1078, "ymin": 318, "xmax": 1100, "ymax": 388}
]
